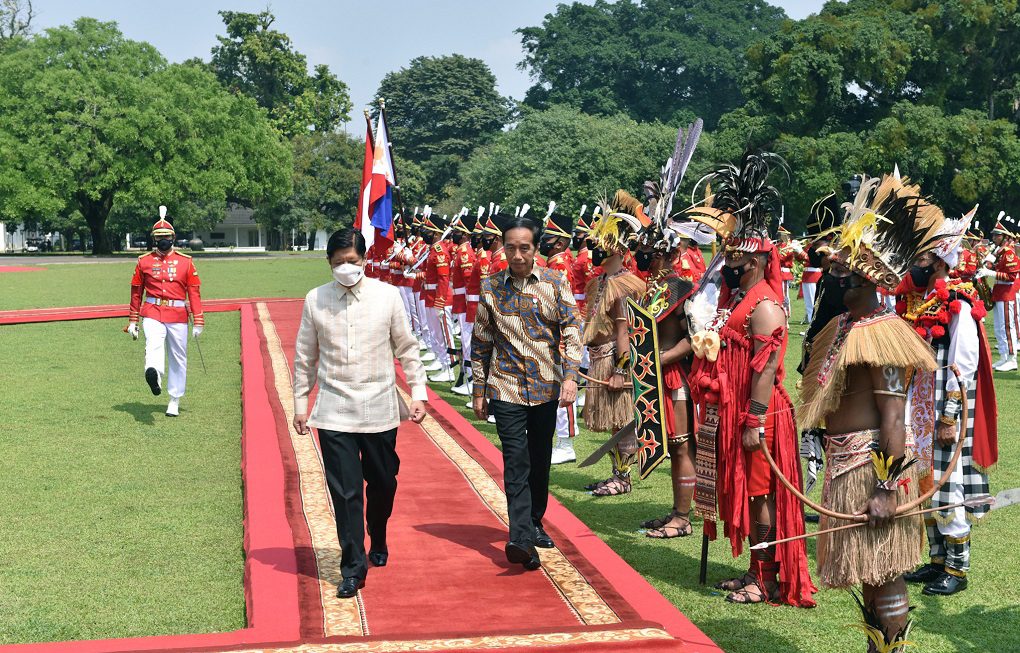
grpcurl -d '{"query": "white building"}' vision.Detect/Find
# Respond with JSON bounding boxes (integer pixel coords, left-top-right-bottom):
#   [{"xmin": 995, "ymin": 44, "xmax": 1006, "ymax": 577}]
[
  {"xmin": 0, "ymin": 222, "xmax": 61, "ymax": 252},
  {"xmin": 190, "ymin": 204, "xmax": 267, "ymax": 252}
]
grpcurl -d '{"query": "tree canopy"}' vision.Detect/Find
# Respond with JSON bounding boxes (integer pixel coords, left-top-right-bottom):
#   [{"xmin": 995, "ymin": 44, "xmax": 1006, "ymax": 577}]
[
  {"xmin": 373, "ymin": 54, "xmax": 511, "ymax": 204},
  {"xmin": 211, "ymin": 10, "xmax": 352, "ymax": 136},
  {"xmin": 0, "ymin": 18, "xmax": 292, "ymax": 254},
  {"xmin": 517, "ymin": 0, "xmax": 787, "ymax": 128}
]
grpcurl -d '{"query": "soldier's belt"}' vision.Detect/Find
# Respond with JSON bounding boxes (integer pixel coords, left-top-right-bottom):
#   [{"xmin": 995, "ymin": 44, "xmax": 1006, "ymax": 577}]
[
  {"xmin": 467, "ymin": 294, "xmax": 480, "ymax": 302},
  {"xmin": 453, "ymin": 288, "xmax": 466, "ymax": 295},
  {"xmin": 424, "ymin": 284, "xmax": 437, "ymax": 290},
  {"xmin": 145, "ymin": 297, "xmax": 186, "ymax": 308}
]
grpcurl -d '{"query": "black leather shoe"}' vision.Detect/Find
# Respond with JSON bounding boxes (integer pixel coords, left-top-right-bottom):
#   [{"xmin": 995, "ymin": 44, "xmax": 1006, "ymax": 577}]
[
  {"xmin": 923, "ymin": 572, "xmax": 968, "ymax": 596},
  {"xmin": 369, "ymin": 550, "xmax": 388, "ymax": 567},
  {"xmin": 505, "ymin": 541, "xmax": 541, "ymax": 571},
  {"xmin": 336, "ymin": 577, "xmax": 365, "ymax": 598},
  {"xmin": 904, "ymin": 563, "xmax": 944, "ymax": 584},
  {"xmin": 145, "ymin": 367, "xmax": 162, "ymax": 396},
  {"xmin": 533, "ymin": 525, "xmax": 554, "ymax": 549}
]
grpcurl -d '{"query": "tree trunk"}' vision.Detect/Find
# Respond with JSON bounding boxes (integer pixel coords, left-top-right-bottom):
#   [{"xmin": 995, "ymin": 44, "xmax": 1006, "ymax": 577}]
[{"xmin": 78, "ymin": 193, "xmax": 115, "ymax": 255}]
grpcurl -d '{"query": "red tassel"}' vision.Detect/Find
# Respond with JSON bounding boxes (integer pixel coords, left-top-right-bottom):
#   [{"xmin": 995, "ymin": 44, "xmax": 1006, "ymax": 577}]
[
  {"xmin": 931, "ymin": 325, "xmax": 945, "ymax": 338},
  {"xmin": 949, "ymin": 300, "xmax": 962, "ymax": 314},
  {"xmin": 916, "ymin": 326, "xmax": 928, "ymax": 338}
]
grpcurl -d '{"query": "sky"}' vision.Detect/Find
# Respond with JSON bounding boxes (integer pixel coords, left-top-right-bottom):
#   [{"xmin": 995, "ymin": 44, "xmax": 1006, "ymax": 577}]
[{"xmin": 33, "ymin": 0, "xmax": 827, "ymax": 131}]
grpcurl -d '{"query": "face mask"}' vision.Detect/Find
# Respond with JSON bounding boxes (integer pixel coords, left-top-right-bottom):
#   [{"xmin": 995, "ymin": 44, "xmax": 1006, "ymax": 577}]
[
  {"xmin": 482, "ymin": 235, "xmax": 496, "ymax": 249},
  {"xmin": 156, "ymin": 238, "xmax": 173, "ymax": 252},
  {"xmin": 720, "ymin": 263, "xmax": 746, "ymax": 289},
  {"xmin": 471, "ymin": 235, "xmax": 482, "ymax": 249},
  {"xmin": 332, "ymin": 262, "xmax": 364, "ymax": 287},
  {"xmin": 450, "ymin": 232, "xmax": 464, "ymax": 245},
  {"xmin": 572, "ymin": 235, "xmax": 584, "ymax": 250},
  {"xmin": 539, "ymin": 238, "xmax": 556, "ymax": 256},
  {"xmin": 592, "ymin": 248, "xmax": 608, "ymax": 266},
  {"xmin": 421, "ymin": 233, "xmax": 435, "ymax": 245},
  {"xmin": 635, "ymin": 250, "xmax": 655, "ymax": 272},
  {"xmin": 909, "ymin": 264, "xmax": 935, "ymax": 288},
  {"xmin": 585, "ymin": 239, "xmax": 596, "ymax": 251}
]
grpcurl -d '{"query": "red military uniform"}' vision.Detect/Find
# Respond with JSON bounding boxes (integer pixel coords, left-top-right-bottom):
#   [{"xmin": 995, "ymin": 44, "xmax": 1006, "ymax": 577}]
[
  {"xmin": 676, "ymin": 246, "xmax": 707, "ymax": 283},
  {"xmin": 546, "ymin": 249, "xmax": 574, "ymax": 284},
  {"xmin": 467, "ymin": 247, "xmax": 487, "ymax": 322},
  {"xmin": 954, "ymin": 248, "xmax": 977, "ymax": 281},
  {"xmin": 777, "ymin": 243, "xmax": 805, "ymax": 282},
  {"xmin": 411, "ymin": 239, "xmax": 427, "ymax": 295},
  {"xmin": 451, "ymin": 240, "xmax": 475, "ymax": 314},
  {"xmin": 991, "ymin": 246, "xmax": 1020, "ymax": 301},
  {"xmin": 572, "ymin": 247, "xmax": 593, "ymax": 314},
  {"xmin": 129, "ymin": 251, "xmax": 204, "ymax": 326},
  {"xmin": 489, "ymin": 246, "xmax": 507, "ymax": 275},
  {"xmin": 425, "ymin": 241, "xmax": 453, "ymax": 309}
]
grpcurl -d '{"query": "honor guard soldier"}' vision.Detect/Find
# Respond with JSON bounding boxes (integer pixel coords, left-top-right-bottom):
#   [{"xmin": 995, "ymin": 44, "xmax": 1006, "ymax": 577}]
[
  {"xmin": 977, "ymin": 214, "xmax": 1020, "ymax": 370},
  {"xmin": 125, "ymin": 206, "xmax": 204, "ymax": 417}
]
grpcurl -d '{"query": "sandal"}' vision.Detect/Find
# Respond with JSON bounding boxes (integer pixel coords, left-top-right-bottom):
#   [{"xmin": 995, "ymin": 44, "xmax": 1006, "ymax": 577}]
[
  {"xmin": 591, "ymin": 475, "xmax": 631, "ymax": 496},
  {"xmin": 725, "ymin": 579, "xmax": 778, "ymax": 605},
  {"xmin": 714, "ymin": 573, "xmax": 755, "ymax": 592},
  {"xmin": 584, "ymin": 477, "xmax": 611, "ymax": 492},
  {"xmin": 645, "ymin": 519, "xmax": 693, "ymax": 539},
  {"xmin": 641, "ymin": 511, "xmax": 680, "ymax": 530}
]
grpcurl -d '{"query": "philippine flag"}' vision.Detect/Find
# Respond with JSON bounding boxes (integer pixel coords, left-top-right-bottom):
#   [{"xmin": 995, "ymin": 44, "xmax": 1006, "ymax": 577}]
[{"xmin": 362, "ymin": 111, "xmax": 396, "ymax": 251}]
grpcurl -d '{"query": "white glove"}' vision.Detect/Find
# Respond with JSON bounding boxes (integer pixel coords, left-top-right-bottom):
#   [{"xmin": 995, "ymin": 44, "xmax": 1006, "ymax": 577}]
[
  {"xmin": 975, "ymin": 268, "xmax": 995, "ymax": 279},
  {"xmin": 127, "ymin": 323, "xmax": 139, "ymax": 340},
  {"xmin": 192, "ymin": 325, "xmax": 203, "ymax": 338}
]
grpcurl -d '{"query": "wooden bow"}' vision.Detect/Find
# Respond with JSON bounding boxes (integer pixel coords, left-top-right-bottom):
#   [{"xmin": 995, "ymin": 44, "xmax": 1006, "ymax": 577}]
[{"xmin": 759, "ymin": 364, "xmax": 969, "ymax": 523}]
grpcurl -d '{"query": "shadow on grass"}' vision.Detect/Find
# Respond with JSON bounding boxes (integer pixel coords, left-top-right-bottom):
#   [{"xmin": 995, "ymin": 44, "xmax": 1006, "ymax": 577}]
[
  {"xmin": 696, "ymin": 616, "xmax": 800, "ymax": 652},
  {"xmin": 915, "ymin": 595, "xmax": 1020, "ymax": 651},
  {"xmin": 112, "ymin": 402, "xmax": 167, "ymax": 425}
]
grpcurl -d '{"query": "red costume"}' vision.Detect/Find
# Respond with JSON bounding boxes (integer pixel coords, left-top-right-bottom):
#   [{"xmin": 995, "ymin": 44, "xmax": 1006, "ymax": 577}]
[
  {"xmin": 129, "ymin": 251, "xmax": 203, "ymax": 327},
  {"xmin": 424, "ymin": 241, "xmax": 452, "ymax": 309},
  {"xmin": 571, "ymin": 247, "xmax": 593, "ymax": 313},
  {"xmin": 451, "ymin": 240, "xmax": 475, "ymax": 314},
  {"xmin": 467, "ymin": 247, "xmax": 486, "ymax": 322},
  {"xmin": 991, "ymin": 245, "xmax": 1019, "ymax": 301},
  {"xmin": 675, "ymin": 246, "xmax": 707, "ymax": 283}
]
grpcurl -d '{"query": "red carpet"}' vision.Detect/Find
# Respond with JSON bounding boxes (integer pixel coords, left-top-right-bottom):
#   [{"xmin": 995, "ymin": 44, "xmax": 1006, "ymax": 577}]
[
  {"xmin": 0, "ymin": 265, "xmax": 44, "ymax": 273},
  {"xmin": 0, "ymin": 301, "xmax": 719, "ymax": 653}
]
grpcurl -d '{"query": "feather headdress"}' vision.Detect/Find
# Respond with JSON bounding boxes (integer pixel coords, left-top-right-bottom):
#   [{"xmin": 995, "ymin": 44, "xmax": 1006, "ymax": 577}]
[
  {"xmin": 638, "ymin": 118, "xmax": 704, "ymax": 253},
  {"xmin": 830, "ymin": 174, "xmax": 945, "ymax": 291},
  {"xmin": 683, "ymin": 149, "xmax": 788, "ymax": 254},
  {"xmin": 931, "ymin": 205, "xmax": 977, "ymax": 268},
  {"xmin": 588, "ymin": 190, "xmax": 646, "ymax": 253}
]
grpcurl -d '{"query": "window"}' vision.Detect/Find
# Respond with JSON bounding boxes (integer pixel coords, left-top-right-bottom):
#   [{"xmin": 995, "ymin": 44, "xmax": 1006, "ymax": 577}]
[{"xmin": 210, "ymin": 232, "xmax": 226, "ymax": 240}]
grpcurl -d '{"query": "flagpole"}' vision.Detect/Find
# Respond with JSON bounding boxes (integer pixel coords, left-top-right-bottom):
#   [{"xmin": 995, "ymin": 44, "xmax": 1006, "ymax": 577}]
[{"xmin": 378, "ymin": 99, "xmax": 407, "ymax": 219}]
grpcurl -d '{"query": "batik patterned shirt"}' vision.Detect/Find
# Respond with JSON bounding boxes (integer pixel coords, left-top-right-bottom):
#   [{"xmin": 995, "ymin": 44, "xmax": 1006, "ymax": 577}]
[{"xmin": 471, "ymin": 267, "xmax": 582, "ymax": 405}]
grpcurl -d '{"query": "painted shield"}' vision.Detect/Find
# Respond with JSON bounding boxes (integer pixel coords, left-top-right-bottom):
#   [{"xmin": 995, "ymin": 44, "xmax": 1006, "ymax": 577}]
[{"xmin": 626, "ymin": 298, "xmax": 668, "ymax": 479}]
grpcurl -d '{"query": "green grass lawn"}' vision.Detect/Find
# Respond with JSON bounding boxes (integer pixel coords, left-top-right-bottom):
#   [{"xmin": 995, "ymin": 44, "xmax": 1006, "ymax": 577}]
[
  {"xmin": 1, "ymin": 258, "xmax": 1017, "ymax": 651},
  {"xmin": 0, "ymin": 255, "xmax": 328, "ymax": 311},
  {"xmin": 0, "ymin": 314, "xmax": 244, "ymax": 643}
]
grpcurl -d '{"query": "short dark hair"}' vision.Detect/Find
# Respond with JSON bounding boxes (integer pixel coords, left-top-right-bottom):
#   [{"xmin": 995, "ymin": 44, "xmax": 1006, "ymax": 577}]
[
  {"xmin": 502, "ymin": 217, "xmax": 540, "ymax": 244},
  {"xmin": 326, "ymin": 228, "xmax": 366, "ymax": 259}
]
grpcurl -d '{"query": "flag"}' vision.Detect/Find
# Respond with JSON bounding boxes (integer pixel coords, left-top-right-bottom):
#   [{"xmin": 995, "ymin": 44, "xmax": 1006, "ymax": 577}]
[
  {"xmin": 355, "ymin": 114, "xmax": 375, "ymax": 245},
  {"xmin": 367, "ymin": 110, "xmax": 397, "ymax": 250}
]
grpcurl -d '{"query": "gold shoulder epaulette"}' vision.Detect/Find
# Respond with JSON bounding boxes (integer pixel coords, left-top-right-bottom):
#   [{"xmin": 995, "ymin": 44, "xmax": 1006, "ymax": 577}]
[{"xmin": 176, "ymin": 251, "xmax": 193, "ymax": 259}]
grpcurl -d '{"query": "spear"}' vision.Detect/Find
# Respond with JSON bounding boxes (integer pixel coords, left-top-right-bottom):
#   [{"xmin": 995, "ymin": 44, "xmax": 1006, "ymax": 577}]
[{"xmin": 749, "ymin": 496, "xmax": 995, "ymax": 551}]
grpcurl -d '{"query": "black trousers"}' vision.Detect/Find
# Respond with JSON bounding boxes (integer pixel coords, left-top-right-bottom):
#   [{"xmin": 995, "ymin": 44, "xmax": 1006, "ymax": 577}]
[
  {"xmin": 490, "ymin": 399, "xmax": 558, "ymax": 546},
  {"xmin": 318, "ymin": 428, "xmax": 400, "ymax": 581}
]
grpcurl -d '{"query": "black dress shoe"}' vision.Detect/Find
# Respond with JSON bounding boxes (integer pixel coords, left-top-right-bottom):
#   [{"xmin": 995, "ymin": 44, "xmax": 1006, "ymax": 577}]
[
  {"xmin": 369, "ymin": 550, "xmax": 388, "ymax": 567},
  {"xmin": 336, "ymin": 577, "xmax": 365, "ymax": 598},
  {"xmin": 923, "ymin": 572, "xmax": 968, "ymax": 596},
  {"xmin": 145, "ymin": 367, "xmax": 162, "ymax": 396},
  {"xmin": 533, "ymin": 525, "xmax": 554, "ymax": 549},
  {"xmin": 505, "ymin": 541, "xmax": 541, "ymax": 571},
  {"xmin": 904, "ymin": 563, "xmax": 944, "ymax": 584}
]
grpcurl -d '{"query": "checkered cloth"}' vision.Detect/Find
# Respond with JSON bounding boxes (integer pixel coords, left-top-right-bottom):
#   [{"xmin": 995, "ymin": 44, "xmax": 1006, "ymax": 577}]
[{"xmin": 932, "ymin": 343, "xmax": 990, "ymax": 522}]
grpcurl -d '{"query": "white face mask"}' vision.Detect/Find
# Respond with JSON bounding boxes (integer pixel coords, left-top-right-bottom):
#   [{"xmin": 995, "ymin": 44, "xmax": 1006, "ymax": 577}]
[{"xmin": 332, "ymin": 262, "xmax": 364, "ymax": 287}]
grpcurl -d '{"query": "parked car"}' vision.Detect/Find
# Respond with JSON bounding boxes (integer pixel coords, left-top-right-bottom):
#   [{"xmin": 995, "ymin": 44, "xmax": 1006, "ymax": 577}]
[{"xmin": 132, "ymin": 237, "xmax": 149, "ymax": 248}]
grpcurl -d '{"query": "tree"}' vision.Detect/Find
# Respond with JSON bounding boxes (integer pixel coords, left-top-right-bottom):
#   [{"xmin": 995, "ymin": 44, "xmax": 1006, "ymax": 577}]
[
  {"xmin": 211, "ymin": 10, "xmax": 352, "ymax": 136},
  {"xmin": 0, "ymin": 19, "xmax": 292, "ymax": 254},
  {"xmin": 0, "ymin": 0, "xmax": 33, "ymax": 44},
  {"xmin": 373, "ymin": 55, "xmax": 511, "ymax": 202},
  {"xmin": 860, "ymin": 102, "xmax": 1020, "ymax": 220},
  {"xmin": 454, "ymin": 105, "xmax": 680, "ymax": 212},
  {"xmin": 517, "ymin": 0, "xmax": 787, "ymax": 129}
]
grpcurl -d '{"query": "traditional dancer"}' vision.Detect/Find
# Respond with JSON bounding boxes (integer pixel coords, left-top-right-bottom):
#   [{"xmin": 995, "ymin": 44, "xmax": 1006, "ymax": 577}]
[
  {"xmin": 684, "ymin": 150, "xmax": 816, "ymax": 607},
  {"xmin": 898, "ymin": 208, "xmax": 998, "ymax": 596},
  {"xmin": 125, "ymin": 206, "xmax": 204, "ymax": 417},
  {"xmin": 801, "ymin": 193, "xmax": 837, "ymax": 324},
  {"xmin": 798, "ymin": 173, "xmax": 942, "ymax": 649},
  {"xmin": 978, "ymin": 215, "xmax": 1020, "ymax": 371},
  {"xmin": 582, "ymin": 193, "xmax": 647, "ymax": 496}
]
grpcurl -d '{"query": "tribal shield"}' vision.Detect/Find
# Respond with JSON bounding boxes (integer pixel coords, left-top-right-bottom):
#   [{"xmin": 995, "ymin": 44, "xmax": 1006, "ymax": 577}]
[{"xmin": 626, "ymin": 298, "xmax": 668, "ymax": 479}]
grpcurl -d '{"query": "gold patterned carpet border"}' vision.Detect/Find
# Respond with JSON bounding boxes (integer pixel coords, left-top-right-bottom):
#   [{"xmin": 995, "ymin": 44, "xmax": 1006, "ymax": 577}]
[
  {"xmin": 402, "ymin": 388, "xmax": 621, "ymax": 627},
  {"xmin": 230, "ymin": 627, "xmax": 673, "ymax": 652},
  {"xmin": 259, "ymin": 303, "xmax": 368, "ymax": 637}
]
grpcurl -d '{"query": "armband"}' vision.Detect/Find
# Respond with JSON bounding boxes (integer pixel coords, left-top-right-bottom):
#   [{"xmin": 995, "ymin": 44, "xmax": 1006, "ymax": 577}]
[
  {"xmin": 612, "ymin": 367, "xmax": 629, "ymax": 377},
  {"xmin": 873, "ymin": 389, "xmax": 907, "ymax": 398}
]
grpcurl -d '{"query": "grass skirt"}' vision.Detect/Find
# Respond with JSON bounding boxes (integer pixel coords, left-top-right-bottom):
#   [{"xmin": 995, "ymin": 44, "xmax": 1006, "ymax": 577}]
[
  {"xmin": 817, "ymin": 459, "xmax": 922, "ymax": 588},
  {"xmin": 584, "ymin": 349, "xmax": 633, "ymax": 433}
]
